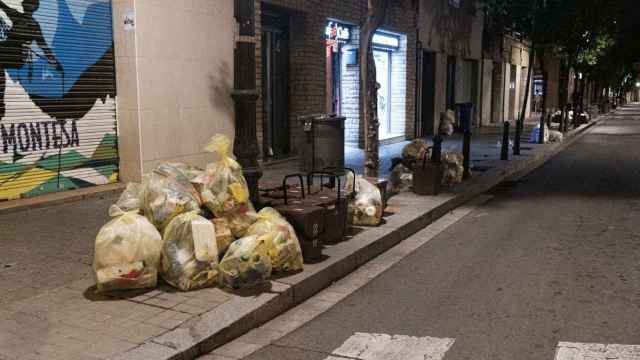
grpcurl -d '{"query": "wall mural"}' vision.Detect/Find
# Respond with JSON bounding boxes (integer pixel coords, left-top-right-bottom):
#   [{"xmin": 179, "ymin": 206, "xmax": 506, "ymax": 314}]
[{"xmin": 0, "ymin": 0, "xmax": 117, "ymax": 200}]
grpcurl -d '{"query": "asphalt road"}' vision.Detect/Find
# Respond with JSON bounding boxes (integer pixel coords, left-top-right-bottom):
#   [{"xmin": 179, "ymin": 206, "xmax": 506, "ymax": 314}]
[{"xmin": 244, "ymin": 105, "xmax": 640, "ymax": 360}]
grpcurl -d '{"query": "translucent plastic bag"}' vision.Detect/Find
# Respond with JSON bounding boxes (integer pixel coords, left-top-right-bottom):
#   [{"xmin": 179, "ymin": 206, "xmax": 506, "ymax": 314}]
[
  {"xmin": 109, "ymin": 182, "xmax": 143, "ymax": 217},
  {"xmin": 161, "ymin": 211, "xmax": 219, "ymax": 291},
  {"xmin": 402, "ymin": 139, "xmax": 429, "ymax": 161},
  {"xmin": 212, "ymin": 217, "xmax": 234, "ymax": 255},
  {"xmin": 439, "ymin": 110, "xmax": 455, "ymax": 136},
  {"xmin": 193, "ymin": 135, "xmax": 251, "ymax": 218},
  {"xmin": 142, "ymin": 163, "xmax": 203, "ymax": 231},
  {"xmin": 246, "ymin": 207, "xmax": 303, "ymax": 273},
  {"xmin": 441, "ymin": 153, "xmax": 464, "ymax": 186},
  {"xmin": 549, "ymin": 130, "xmax": 564, "ymax": 143},
  {"xmin": 345, "ymin": 173, "xmax": 383, "ymax": 226},
  {"xmin": 219, "ymin": 235, "xmax": 272, "ymax": 289},
  {"xmin": 93, "ymin": 210, "xmax": 163, "ymax": 292},
  {"xmin": 388, "ymin": 163, "xmax": 413, "ymax": 194}
]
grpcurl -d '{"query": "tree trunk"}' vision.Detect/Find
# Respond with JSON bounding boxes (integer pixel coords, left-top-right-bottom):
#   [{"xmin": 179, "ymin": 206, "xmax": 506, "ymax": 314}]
[
  {"xmin": 360, "ymin": 0, "xmax": 388, "ymax": 177},
  {"xmin": 514, "ymin": 43, "xmax": 535, "ymax": 155},
  {"xmin": 539, "ymin": 46, "xmax": 548, "ymax": 113}
]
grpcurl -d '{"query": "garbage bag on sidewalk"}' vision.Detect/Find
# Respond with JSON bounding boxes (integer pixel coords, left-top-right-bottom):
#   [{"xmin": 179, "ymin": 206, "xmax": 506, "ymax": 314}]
[
  {"xmin": 246, "ymin": 207, "xmax": 303, "ymax": 273},
  {"xmin": 439, "ymin": 110, "xmax": 455, "ymax": 136},
  {"xmin": 142, "ymin": 163, "xmax": 203, "ymax": 232},
  {"xmin": 529, "ymin": 124, "xmax": 550, "ymax": 144},
  {"xmin": 219, "ymin": 235, "xmax": 272, "ymax": 289},
  {"xmin": 160, "ymin": 211, "xmax": 220, "ymax": 291},
  {"xmin": 193, "ymin": 134, "xmax": 257, "ymax": 237},
  {"xmin": 402, "ymin": 139, "xmax": 429, "ymax": 161},
  {"xmin": 388, "ymin": 163, "xmax": 413, "ymax": 194},
  {"xmin": 93, "ymin": 209, "xmax": 163, "ymax": 292},
  {"xmin": 109, "ymin": 182, "xmax": 144, "ymax": 217},
  {"xmin": 441, "ymin": 153, "xmax": 464, "ymax": 186},
  {"xmin": 212, "ymin": 217, "xmax": 234, "ymax": 255},
  {"xmin": 549, "ymin": 130, "xmax": 564, "ymax": 143},
  {"xmin": 345, "ymin": 173, "xmax": 383, "ymax": 226}
]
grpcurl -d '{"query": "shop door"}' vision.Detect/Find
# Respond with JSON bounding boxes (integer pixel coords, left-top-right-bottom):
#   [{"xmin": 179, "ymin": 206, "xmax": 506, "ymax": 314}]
[
  {"xmin": 420, "ymin": 51, "xmax": 436, "ymax": 136},
  {"xmin": 374, "ymin": 50, "xmax": 391, "ymax": 139},
  {"xmin": 0, "ymin": 0, "xmax": 118, "ymax": 200},
  {"xmin": 262, "ymin": 8, "xmax": 290, "ymax": 159}
]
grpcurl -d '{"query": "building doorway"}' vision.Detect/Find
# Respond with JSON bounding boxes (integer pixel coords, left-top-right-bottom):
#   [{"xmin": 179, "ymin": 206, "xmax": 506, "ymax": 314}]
[
  {"xmin": 262, "ymin": 6, "xmax": 290, "ymax": 159},
  {"xmin": 420, "ymin": 51, "xmax": 436, "ymax": 136},
  {"xmin": 446, "ymin": 56, "xmax": 457, "ymax": 111}
]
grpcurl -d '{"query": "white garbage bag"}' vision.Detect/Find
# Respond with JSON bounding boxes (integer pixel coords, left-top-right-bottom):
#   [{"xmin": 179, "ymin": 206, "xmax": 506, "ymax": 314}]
[
  {"xmin": 161, "ymin": 211, "xmax": 220, "ymax": 291},
  {"xmin": 109, "ymin": 182, "xmax": 143, "ymax": 217},
  {"xmin": 93, "ymin": 209, "xmax": 163, "ymax": 292},
  {"xmin": 345, "ymin": 173, "xmax": 383, "ymax": 226}
]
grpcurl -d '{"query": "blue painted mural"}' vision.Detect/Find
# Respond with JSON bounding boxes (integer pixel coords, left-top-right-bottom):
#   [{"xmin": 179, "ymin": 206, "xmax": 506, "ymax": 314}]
[{"xmin": 0, "ymin": 0, "xmax": 118, "ymax": 200}]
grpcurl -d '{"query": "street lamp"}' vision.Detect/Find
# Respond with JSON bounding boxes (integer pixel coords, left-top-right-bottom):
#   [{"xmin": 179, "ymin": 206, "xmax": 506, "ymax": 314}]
[{"xmin": 635, "ymin": 82, "xmax": 640, "ymax": 88}]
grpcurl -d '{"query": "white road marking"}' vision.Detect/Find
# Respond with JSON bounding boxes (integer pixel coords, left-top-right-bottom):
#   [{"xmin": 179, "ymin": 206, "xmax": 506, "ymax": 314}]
[
  {"xmin": 324, "ymin": 332, "xmax": 455, "ymax": 360},
  {"xmin": 555, "ymin": 342, "xmax": 640, "ymax": 360}
]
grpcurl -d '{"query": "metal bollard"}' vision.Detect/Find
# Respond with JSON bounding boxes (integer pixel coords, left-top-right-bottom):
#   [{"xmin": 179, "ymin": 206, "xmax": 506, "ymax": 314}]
[
  {"xmin": 501, "ymin": 121, "xmax": 510, "ymax": 160},
  {"xmin": 463, "ymin": 128, "xmax": 471, "ymax": 180},
  {"xmin": 538, "ymin": 110, "xmax": 546, "ymax": 144},
  {"xmin": 432, "ymin": 135, "xmax": 443, "ymax": 163}
]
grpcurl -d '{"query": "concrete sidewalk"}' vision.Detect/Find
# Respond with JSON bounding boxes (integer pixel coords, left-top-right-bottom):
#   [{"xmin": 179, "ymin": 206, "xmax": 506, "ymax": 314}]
[{"xmin": 0, "ymin": 115, "xmax": 606, "ymax": 360}]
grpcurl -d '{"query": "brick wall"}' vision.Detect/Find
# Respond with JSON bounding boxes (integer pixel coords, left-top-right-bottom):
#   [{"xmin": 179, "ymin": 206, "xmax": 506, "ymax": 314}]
[{"xmin": 255, "ymin": 0, "xmax": 417, "ymax": 156}]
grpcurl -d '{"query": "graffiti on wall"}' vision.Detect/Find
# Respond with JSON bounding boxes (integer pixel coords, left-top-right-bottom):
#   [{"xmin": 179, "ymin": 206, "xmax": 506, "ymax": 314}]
[{"xmin": 0, "ymin": 0, "xmax": 117, "ymax": 200}]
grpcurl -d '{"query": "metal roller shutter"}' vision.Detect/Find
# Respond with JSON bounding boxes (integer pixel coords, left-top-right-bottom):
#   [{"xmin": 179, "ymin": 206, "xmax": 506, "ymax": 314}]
[{"xmin": 0, "ymin": 0, "xmax": 117, "ymax": 200}]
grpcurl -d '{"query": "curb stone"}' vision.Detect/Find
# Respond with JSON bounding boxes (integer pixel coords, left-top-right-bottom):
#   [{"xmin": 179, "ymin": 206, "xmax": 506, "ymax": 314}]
[{"xmin": 111, "ymin": 113, "xmax": 610, "ymax": 360}]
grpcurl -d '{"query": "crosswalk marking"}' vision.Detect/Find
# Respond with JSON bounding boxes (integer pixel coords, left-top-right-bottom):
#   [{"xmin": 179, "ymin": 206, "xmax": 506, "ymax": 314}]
[
  {"xmin": 555, "ymin": 342, "xmax": 640, "ymax": 360},
  {"xmin": 323, "ymin": 332, "xmax": 455, "ymax": 360}
]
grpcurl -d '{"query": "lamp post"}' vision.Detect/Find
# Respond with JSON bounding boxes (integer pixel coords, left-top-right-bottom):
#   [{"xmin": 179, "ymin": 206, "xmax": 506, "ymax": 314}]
[{"xmin": 233, "ymin": 0, "xmax": 262, "ymax": 205}]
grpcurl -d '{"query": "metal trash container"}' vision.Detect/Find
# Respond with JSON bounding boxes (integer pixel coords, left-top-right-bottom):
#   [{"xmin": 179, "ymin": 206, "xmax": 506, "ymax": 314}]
[
  {"xmin": 298, "ymin": 114, "xmax": 345, "ymax": 172},
  {"xmin": 455, "ymin": 102, "xmax": 474, "ymax": 131}
]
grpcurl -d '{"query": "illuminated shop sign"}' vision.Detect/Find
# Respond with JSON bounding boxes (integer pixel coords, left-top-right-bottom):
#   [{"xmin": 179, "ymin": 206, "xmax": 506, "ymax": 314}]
[
  {"xmin": 373, "ymin": 32, "xmax": 400, "ymax": 49},
  {"xmin": 325, "ymin": 21, "xmax": 351, "ymax": 42}
]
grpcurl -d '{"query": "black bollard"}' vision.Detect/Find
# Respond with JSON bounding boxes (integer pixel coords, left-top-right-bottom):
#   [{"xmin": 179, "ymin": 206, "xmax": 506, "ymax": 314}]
[
  {"xmin": 432, "ymin": 135, "xmax": 443, "ymax": 163},
  {"xmin": 455, "ymin": 103, "xmax": 474, "ymax": 180},
  {"xmin": 463, "ymin": 128, "xmax": 471, "ymax": 180},
  {"xmin": 514, "ymin": 120, "xmax": 521, "ymax": 155},
  {"xmin": 538, "ymin": 110, "xmax": 546, "ymax": 144},
  {"xmin": 501, "ymin": 121, "xmax": 510, "ymax": 160}
]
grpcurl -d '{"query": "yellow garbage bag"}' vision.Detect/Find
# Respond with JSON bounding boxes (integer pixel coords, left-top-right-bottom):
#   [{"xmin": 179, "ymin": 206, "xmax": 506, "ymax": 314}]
[
  {"xmin": 345, "ymin": 173, "xmax": 383, "ymax": 226},
  {"xmin": 193, "ymin": 134, "xmax": 258, "ymax": 237},
  {"xmin": 212, "ymin": 217, "xmax": 234, "ymax": 255},
  {"xmin": 219, "ymin": 235, "xmax": 272, "ymax": 289},
  {"xmin": 441, "ymin": 153, "xmax": 465, "ymax": 186},
  {"xmin": 161, "ymin": 211, "xmax": 220, "ymax": 291},
  {"xmin": 93, "ymin": 209, "xmax": 163, "ymax": 292},
  {"xmin": 402, "ymin": 139, "xmax": 430, "ymax": 161},
  {"xmin": 193, "ymin": 134, "xmax": 251, "ymax": 217},
  {"xmin": 246, "ymin": 207, "xmax": 303, "ymax": 273},
  {"xmin": 109, "ymin": 182, "xmax": 143, "ymax": 217},
  {"xmin": 142, "ymin": 163, "xmax": 203, "ymax": 232}
]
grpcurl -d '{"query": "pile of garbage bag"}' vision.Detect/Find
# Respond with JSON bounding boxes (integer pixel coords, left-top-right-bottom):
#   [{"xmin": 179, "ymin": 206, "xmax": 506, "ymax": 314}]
[
  {"xmin": 549, "ymin": 130, "xmax": 564, "ymax": 143},
  {"xmin": 388, "ymin": 163, "xmax": 413, "ymax": 194},
  {"xmin": 92, "ymin": 134, "xmax": 303, "ymax": 292},
  {"xmin": 441, "ymin": 153, "xmax": 465, "ymax": 187},
  {"xmin": 346, "ymin": 173, "xmax": 383, "ymax": 226},
  {"xmin": 402, "ymin": 139, "xmax": 429, "ymax": 161},
  {"xmin": 439, "ymin": 110, "xmax": 455, "ymax": 136}
]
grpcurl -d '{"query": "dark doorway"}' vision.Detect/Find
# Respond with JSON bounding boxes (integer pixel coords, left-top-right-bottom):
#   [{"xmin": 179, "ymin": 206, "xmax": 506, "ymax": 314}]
[
  {"xmin": 262, "ymin": 5, "xmax": 290, "ymax": 159},
  {"xmin": 446, "ymin": 55, "xmax": 457, "ymax": 111},
  {"xmin": 420, "ymin": 51, "xmax": 436, "ymax": 136}
]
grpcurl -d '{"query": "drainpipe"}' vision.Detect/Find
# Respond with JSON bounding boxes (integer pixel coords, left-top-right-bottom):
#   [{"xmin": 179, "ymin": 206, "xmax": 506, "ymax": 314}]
[
  {"xmin": 233, "ymin": 0, "xmax": 262, "ymax": 205},
  {"xmin": 478, "ymin": 6, "xmax": 487, "ymax": 128}
]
